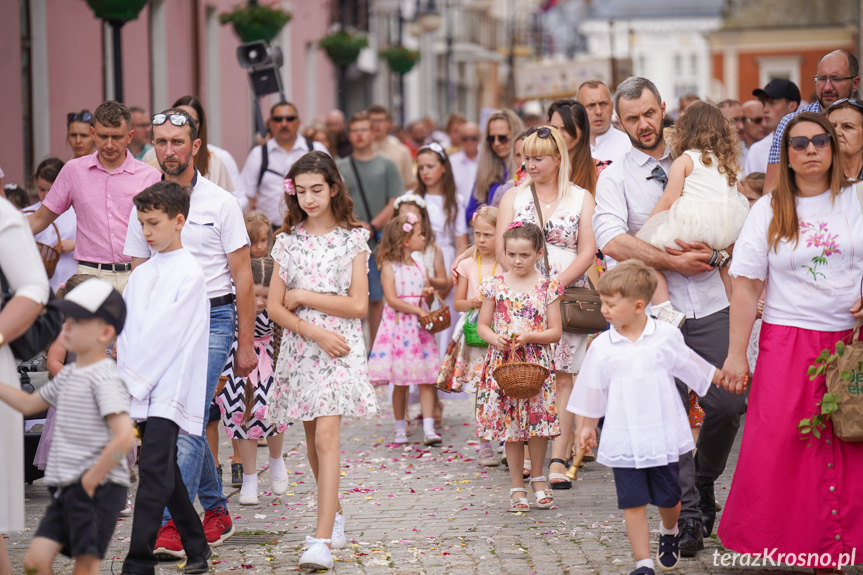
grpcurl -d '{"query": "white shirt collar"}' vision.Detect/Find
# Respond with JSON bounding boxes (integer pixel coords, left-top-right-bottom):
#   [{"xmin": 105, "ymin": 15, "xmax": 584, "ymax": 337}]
[
  {"xmin": 628, "ymin": 144, "xmax": 670, "ymax": 168},
  {"xmin": 607, "ymin": 316, "xmax": 657, "ymax": 344}
]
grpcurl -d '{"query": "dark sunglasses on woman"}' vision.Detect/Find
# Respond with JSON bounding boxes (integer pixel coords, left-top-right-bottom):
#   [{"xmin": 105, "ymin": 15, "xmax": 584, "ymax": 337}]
[
  {"xmin": 787, "ymin": 133, "xmax": 832, "ymax": 152},
  {"xmin": 487, "ymin": 134, "xmax": 509, "ymax": 145}
]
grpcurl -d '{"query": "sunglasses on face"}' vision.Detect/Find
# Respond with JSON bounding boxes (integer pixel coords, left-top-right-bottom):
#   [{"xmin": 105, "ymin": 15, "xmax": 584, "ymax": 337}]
[
  {"xmin": 272, "ymin": 115, "xmax": 298, "ymax": 124},
  {"xmin": 525, "ymin": 126, "xmax": 553, "ymax": 139},
  {"xmin": 487, "ymin": 134, "xmax": 510, "ymax": 145},
  {"xmin": 67, "ymin": 111, "xmax": 92, "ymax": 125},
  {"xmin": 828, "ymin": 98, "xmax": 863, "ymax": 113},
  {"xmin": 787, "ymin": 133, "xmax": 832, "ymax": 152},
  {"xmin": 152, "ymin": 113, "xmax": 191, "ymax": 127}
]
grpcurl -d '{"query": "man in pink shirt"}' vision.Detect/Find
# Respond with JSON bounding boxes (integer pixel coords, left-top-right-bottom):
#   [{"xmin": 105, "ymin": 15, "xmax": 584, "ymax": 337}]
[{"xmin": 29, "ymin": 101, "xmax": 160, "ymax": 291}]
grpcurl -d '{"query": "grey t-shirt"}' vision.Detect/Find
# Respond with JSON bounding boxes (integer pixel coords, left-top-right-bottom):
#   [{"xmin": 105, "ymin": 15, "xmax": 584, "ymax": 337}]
[
  {"xmin": 39, "ymin": 358, "xmax": 131, "ymax": 487},
  {"xmin": 337, "ymin": 154, "xmax": 404, "ymax": 245}
]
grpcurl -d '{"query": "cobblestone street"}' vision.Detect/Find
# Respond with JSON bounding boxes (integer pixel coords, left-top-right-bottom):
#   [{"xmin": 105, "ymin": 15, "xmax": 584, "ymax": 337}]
[{"xmin": 7, "ymin": 389, "xmax": 858, "ymax": 575}]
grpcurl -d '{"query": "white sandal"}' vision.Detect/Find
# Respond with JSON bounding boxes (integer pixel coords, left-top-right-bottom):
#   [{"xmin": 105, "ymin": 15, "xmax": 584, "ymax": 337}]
[
  {"xmin": 508, "ymin": 487, "xmax": 530, "ymax": 513},
  {"xmin": 529, "ymin": 475, "xmax": 554, "ymax": 509}
]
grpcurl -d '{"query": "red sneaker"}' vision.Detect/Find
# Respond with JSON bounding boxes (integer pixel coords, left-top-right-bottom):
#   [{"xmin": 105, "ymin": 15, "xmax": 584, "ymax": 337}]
[
  {"xmin": 154, "ymin": 520, "xmax": 185, "ymax": 559},
  {"xmin": 202, "ymin": 507, "xmax": 234, "ymax": 546}
]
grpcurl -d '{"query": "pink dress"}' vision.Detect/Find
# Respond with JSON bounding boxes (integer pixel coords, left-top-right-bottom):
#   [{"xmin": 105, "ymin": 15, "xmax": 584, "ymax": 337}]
[{"xmin": 368, "ymin": 255, "xmax": 439, "ymax": 385}]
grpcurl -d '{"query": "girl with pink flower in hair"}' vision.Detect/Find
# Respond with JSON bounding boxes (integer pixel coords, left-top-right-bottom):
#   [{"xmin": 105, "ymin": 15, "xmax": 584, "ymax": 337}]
[
  {"xmin": 368, "ymin": 214, "xmax": 442, "ymax": 446},
  {"xmin": 216, "ymin": 257, "xmax": 290, "ymax": 506},
  {"xmin": 267, "ymin": 152, "xmax": 379, "ymax": 572}
]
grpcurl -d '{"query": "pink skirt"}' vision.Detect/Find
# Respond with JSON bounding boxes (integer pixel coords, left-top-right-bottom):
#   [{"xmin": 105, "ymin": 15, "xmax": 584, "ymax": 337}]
[{"xmin": 718, "ymin": 322, "xmax": 863, "ymax": 567}]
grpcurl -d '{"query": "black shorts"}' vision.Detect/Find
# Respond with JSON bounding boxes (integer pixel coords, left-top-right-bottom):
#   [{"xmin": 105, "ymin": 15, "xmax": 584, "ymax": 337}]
[
  {"xmin": 208, "ymin": 400, "xmax": 221, "ymax": 423},
  {"xmin": 35, "ymin": 481, "xmax": 127, "ymax": 559},
  {"xmin": 612, "ymin": 462, "xmax": 681, "ymax": 509}
]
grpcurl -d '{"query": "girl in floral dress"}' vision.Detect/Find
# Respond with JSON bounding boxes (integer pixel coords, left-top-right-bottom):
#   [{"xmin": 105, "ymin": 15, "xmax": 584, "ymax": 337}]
[
  {"xmin": 476, "ymin": 222, "xmax": 563, "ymax": 512},
  {"xmin": 267, "ymin": 152, "xmax": 379, "ymax": 572},
  {"xmin": 368, "ymin": 214, "xmax": 442, "ymax": 446},
  {"xmin": 217, "ymin": 257, "xmax": 290, "ymax": 506}
]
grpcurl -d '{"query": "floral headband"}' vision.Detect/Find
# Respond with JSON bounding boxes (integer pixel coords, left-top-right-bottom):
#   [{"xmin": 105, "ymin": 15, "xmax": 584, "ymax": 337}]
[
  {"xmin": 402, "ymin": 212, "xmax": 419, "ymax": 233},
  {"xmin": 393, "ymin": 193, "xmax": 426, "ymax": 210},
  {"xmin": 418, "ymin": 141, "xmax": 447, "ymax": 161},
  {"xmin": 284, "ymin": 178, "xmax": 295, "ymax": 196}
]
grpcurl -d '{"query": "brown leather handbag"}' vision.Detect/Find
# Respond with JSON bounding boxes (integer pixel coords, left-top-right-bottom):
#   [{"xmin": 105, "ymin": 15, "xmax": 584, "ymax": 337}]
[{"xmin": 531, "ymin": 185, "xmax": 607, "ymax": 335}]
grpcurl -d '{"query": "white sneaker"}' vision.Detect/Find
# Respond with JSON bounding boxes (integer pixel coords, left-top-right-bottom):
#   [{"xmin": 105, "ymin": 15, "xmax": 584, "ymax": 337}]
[
  {"xmin": 477, "ymin": 446, "xmax": 499, "ymax": 467},
  {"xmin": 393, "ymin": 429, "xmax": 408, "ymax": 444},
  {"xmin": 239, "ymin": 491, "xmax": 259, "ymax": 505},
  {"xmin": 299, "ymin": 536, "xmax": 333, "ymax": 571},
  {"xmin": 271, "ymin": 476, "xmax": 290, "ymax": 496},
  {"xmin": 331, "ymin": 512, "xmax": 346, "ymax": 549},
  {"xmin": 120, "ymin": 499, "xmax": 133, "ymax": 516},
  {"xmin": 652, "ymin": 301, "xmax": 686, "ymax": 329}
]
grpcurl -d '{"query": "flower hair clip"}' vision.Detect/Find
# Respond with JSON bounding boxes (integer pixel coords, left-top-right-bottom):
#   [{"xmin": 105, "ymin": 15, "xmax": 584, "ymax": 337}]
[
  {"xmin": 402, "ymin": 222, "xmax": 414, "ymax": 233},
  {"xmin": 507, "ymin": 221, "xmax": 523, "ymax": 230},
  {"xmin": 405, "ymin": 212, "xmax": 419, "ymax": 225},
  {"xmin": 284, "ymin": 178, "xmax": 295, "ymax": 196}
]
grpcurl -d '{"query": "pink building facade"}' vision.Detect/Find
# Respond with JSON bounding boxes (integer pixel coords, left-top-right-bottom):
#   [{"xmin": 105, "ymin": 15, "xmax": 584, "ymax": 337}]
[{"xmin": 0, "ymin": 0, "xmax": 337, "ymax": 186}]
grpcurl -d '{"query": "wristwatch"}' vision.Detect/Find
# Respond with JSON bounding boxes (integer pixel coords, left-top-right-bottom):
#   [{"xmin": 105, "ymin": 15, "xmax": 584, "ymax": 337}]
[{"xmin": 711, "ymin": 249, "xmax": 731, "ymax": 269}]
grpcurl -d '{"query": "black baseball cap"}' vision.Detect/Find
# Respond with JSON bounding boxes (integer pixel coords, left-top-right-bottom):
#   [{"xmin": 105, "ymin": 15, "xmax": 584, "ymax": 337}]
[
  {"xmin": 753, "ymin": 79, "xmax": 801, "ymax": 104},
  {"xmin": 49, "ymin": 278, "xmax": 127, "ymax": 335}
]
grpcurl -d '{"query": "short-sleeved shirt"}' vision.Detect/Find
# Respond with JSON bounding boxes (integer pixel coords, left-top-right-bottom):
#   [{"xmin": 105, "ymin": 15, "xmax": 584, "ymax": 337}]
[
  {"xmin": 241, "ymin": 138, "xmax": 330, "ymax": 225},
  {"xmin": 38, "ymin": 359, "xmax": 131, "ymax": 487},
  {"xmin": 590, "ymin": 126, "xmax": 632, "ymax": 167},
  {"xmin": 730, "ymin": 186, "xmax": 863, "ymax": 331},
  {"xmin": 767, "ymin": 101, "xmax": 822, "ymax": 164},
  {"xmin": 42, "ymin": 151, "xmax": 161, "ymax": 264},
  {"xmin": 455, "ymin": 255, "xmax": 498, "ymax": 300},
  {"xmin": 337, "ymin": 154, "xmax": 404, "ymax": 245},
  {"xmin": 124, "ymin": 171, "xmax": 250, "ymax": 298}
]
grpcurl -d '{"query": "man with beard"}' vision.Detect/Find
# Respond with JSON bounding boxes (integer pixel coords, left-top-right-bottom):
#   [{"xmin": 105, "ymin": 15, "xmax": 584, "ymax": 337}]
[
  {"xmin": 593, "ymin": 77, "xmax": 746, "ymax": 559},
  {"xmin": 124, "ymin": 108, "xmax": 256, "ymax": 561},
  {"xmin": 29, "ymin": 101, "xmax": 161, "ymax": 291},
  {"xmin": 241, "ymin": 101, "xmax": 330, "ymax": 227},
  {"xmin": 764, "ymin": 50, "xmax": 860, "ymax": 191}
]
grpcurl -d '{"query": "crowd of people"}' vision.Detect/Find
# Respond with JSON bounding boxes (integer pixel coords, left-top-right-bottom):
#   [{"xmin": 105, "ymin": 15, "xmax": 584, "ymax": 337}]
[{"xmin": 0, "ymin": 47, "xmax": 862, "ymax": 575}]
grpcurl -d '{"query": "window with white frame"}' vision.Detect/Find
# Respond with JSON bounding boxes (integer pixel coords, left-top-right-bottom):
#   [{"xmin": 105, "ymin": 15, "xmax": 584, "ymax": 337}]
[{"xmin": 757, "ymin": 56, "xmax": 802, "ymax": 90}]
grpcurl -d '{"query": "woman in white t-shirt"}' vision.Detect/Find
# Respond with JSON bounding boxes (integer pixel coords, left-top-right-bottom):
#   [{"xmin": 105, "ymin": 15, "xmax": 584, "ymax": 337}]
[{"xmin": 719, "ymin": 112, "xmax": 863, "ymax": 571}]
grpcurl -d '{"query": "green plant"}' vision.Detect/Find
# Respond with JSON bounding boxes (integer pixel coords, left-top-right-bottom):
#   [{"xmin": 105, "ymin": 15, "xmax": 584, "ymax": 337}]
[
  {"xmin": 379, "ymin": 46, "xmax": 421, "ymax": 75},
  {"xmin": 798, "ymin": 341, "xmax": 848, "ymax": 439},
  {"xmin": 319, "ymin": 30, "xmax": 369, "ymax": 68},
  {"xmin": 219, "ymin": 1, "xmax": 292, "ymax": 43}
]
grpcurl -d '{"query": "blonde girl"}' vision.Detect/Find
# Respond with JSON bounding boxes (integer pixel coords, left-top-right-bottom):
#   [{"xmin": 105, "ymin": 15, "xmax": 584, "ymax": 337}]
[
  {"xmin": 368, "ymin": 215, "xmax": 441, "ymax": 446},
  {"xmin": 267, "ymin": 152, "xmax": 379, "ymax": 572}
]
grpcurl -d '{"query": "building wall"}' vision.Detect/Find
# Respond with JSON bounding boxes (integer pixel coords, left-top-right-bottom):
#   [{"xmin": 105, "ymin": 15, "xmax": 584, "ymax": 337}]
[{"xmin": 0, "ymin": 0, "xmax": 335, "ymax": 187}]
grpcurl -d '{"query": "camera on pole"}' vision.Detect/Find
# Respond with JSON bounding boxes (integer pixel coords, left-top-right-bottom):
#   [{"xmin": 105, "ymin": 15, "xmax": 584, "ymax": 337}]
[{"xmin": 237, "ymin": 40, "xmax": 284, "ymax": 98}]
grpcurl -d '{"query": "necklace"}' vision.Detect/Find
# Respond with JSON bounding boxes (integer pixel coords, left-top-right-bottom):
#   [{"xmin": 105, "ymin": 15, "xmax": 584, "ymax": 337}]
[{"xmin": 535, "ymin": 191, "xmax": 559, "ymax": 210}]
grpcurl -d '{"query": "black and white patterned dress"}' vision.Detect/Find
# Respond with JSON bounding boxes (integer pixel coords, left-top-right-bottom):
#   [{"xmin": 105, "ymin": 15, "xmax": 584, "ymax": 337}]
[{"xmin": 217, "ymin": 311, "xmax": 290, "ymax": 439}]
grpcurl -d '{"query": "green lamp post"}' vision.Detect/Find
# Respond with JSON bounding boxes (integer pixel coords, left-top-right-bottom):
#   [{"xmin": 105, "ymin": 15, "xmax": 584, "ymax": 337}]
[{"xmin": 84, "ymin": 0, "xmax": 149, "ymax": 103}]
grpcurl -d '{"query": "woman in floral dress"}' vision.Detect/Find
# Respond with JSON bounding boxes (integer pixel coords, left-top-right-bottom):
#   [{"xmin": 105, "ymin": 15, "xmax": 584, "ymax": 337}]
[{"xmin": 496, "ymin": 125, "xmax": 597, "ymax": 488}]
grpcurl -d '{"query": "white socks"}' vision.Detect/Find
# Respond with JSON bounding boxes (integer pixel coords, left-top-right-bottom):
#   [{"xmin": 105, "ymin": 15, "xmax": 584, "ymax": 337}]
[
  {"xmin": 241, "ymin": 473, "xmax": 258, "ymax": 496},
  {"xmin": 660, "ymin": 522, "xmax": 679, "ymax": 536},
  {"xmin": 636, "ymin": 558, "xmax": 655, "ymax": 569},
  {"xmin": 269, "ymin": 456, "xmax": 288, "ymax": 481},
  {"xmin": 394, "ymin": 419, "xmax": 407, "ymax": 432},
  {"xmin": 423, "ymin": 417, "xmax": 435, "ymax": 435}
]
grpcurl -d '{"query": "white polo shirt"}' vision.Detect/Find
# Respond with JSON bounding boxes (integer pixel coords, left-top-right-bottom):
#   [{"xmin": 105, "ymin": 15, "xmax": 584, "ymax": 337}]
[
  {"xmin": 449, "ymin": 150, "xmax": 479, "ymax": 207},
  {"xmin": 124, "ymin": 171, "xmax": 250, "ymax": 299},
  {"xmin": 591, "ymin": 126, "xmax": 632, "ymax": 167}
]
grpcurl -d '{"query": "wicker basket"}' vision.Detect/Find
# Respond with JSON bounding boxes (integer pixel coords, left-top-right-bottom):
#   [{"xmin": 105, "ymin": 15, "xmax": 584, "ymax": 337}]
[
  {"xmin": 493, "ymin": 348, "xmax": 548, "ymax": 400},
  {"xmin": 23, "ymin": 211, "xmax": 61, "ymax": 279},
  {"xmin": 419, "ymin": 293, "xmax": 451, "ymax": 334}
]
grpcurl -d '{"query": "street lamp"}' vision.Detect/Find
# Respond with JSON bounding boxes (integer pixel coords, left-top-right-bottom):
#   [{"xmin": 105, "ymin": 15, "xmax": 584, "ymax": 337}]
[{"xmin": 84, "ymin": 0, "xmax": 149, "ymax": 103}]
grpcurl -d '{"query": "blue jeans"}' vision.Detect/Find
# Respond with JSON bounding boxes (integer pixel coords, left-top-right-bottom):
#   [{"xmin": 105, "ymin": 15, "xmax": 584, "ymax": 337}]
[{"xmin": 162, "ymin": 303, "xmax": 234, "ymax": 524}]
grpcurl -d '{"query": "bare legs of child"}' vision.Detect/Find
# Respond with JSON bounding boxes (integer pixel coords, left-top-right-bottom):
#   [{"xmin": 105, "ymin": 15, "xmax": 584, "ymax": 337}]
[
  {"xmin": 299, "ymin": 415, "xmax": 344, "ymax": 570},
  {"xmin": 549, "ymin": 372, "xmax": 577, "ymax": 487},
  {"xmin": 625, "ymin": 501, "xmax": 681, "ymax": 573},
  {"xmin": 505, "ymin": 439, "xmax": 552, "ymax": 511},
  {"xmin": 24, "ymin": 536, "xmax": 100, "ymax": 575},
  {"xmin": 235, "ymin": 434, "xmax": 287, "ymax": 505},
  {"xmin": 230, "ymin": 439, "xmax": 243, "ymax": 487},
  {"xmin": 0, "ymin": 538, "xmax": 11, "ymax": 575},
  {"xmin": 206, "ymin": 420, "xmax": 220, "ymax": 471},
  {"xmin": 649, "ymin": 271, "xmax": 686, "ymax": 328},
  {"xmin": 392, "ymin": 385, "xmax": 440, "ymax": 445}
]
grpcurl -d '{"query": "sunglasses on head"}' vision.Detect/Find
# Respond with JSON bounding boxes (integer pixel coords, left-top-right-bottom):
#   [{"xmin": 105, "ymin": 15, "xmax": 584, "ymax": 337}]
[
  {"xmin": 828, "ymin": 98, "xmax": 863, "ymax": 113},
  {"xmin": 272, "ymin": 115, "xmax": 298, "ymax": 124},
  {"xmin": 152, "ymin": 113, "xmax": 192, "ymax": 127},
  {"xmin": 67, "ymin": 111, "xmax": 92, "ymax": 125},
  {"xmin": 787, "ymin": 133, "xmax": 832, "ymax": 152},
  {"xmin": 487, "ymin": 134, "xmax": 509, "ymax": 145},
  {"xmin": 525, "ymin": 126, "xmax": 553, "ymax": 139}
]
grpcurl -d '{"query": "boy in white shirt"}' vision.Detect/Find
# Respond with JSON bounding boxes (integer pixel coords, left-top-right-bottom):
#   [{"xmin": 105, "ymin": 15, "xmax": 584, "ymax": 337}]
[
  {"xmin": 117, "ymin": 181, "xmax": 212, "ymax": 575},
  {"xmin": 568, "ymin": 260, "xmax": 724, "ymax": 575},
  {"xmin": 0, "ymin": 278, "xmax": 135, "ymax": 575}
]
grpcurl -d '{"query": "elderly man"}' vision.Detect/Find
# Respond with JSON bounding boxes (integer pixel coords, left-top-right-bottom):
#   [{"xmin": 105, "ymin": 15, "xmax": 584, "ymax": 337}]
[
  {"xmin": 593, "ymin": 77, "xmax": 746, "ymax": 558},
  {"xmin": 577, "ymin": 80, "xmax": 632, "ymax": 169},
  {"xmin": 325, "ymin": 109, "xmax": 352, "ymax": 158},
  {"xmin": 719, "ymin": 99, "xmax": 746, "ymax": 164},
  {"xmin": 450, "ymin": 122, "xmax": 480, "ymax": 206},
  {"xmin": 742, "ymin": 100, "xmax": 768, "ymax": 150},
  {"xmin": 764, "ymin": 50, "xmax": 860, "ymax": 190},
  {"xmin": 241, "ymin": 101, "xmax": 330, "ymax": 227}
]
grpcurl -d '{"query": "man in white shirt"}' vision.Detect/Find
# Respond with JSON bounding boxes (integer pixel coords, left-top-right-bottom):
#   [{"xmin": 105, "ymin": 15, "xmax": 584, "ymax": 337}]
[
  {"xmin": 593, "ymin": 77, "xmax": 746, "ymax": 557},
  {"xmin": 742, "ymin": 79, "xmax": 800, "ymax": 177},
  {"xmin": 449, "ymin": 122, "xmax": 480, "ymax": 206},
  {"xmin": 718, "ymin": 100, "xmax": 747, "ymax": 165},
  {"xmin": 577, "ymin": 80, "xmax": 632, "ymax": 170},
  {"xmin": 125, "ymin": 108, "xmax": 256, "ymax": 556},
  {"xmin": 241, "ymin": 101, "xmax": 330, "ymax": 226}
]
